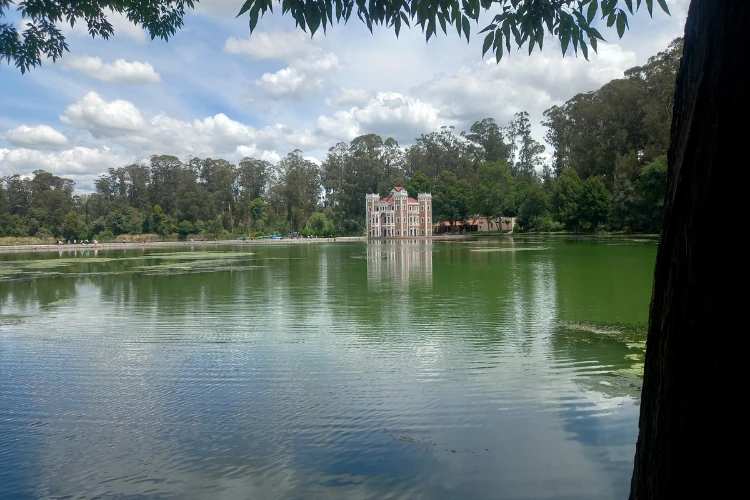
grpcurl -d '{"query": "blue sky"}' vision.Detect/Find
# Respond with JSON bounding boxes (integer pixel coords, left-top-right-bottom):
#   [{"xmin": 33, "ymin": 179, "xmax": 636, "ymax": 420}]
[{"xmin": 0, "ymin": 0, "xmax": 688, "ymax": 192}]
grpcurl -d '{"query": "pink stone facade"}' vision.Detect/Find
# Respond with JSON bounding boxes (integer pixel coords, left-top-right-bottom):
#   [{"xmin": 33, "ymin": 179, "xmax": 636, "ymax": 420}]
[{"xmin": 366, "ymin": 187, "xmax": 433, "ymax": 238}]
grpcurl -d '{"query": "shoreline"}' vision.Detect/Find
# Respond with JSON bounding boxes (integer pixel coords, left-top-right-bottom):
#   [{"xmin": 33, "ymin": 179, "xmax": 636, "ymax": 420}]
[
  {"xmin": 0, "ymin": 234, "xmax": 476, "ymax": 254},
  {"xmin": 0, "ymin": 237, "xmax": 366, "ymax": 254},
  {"xmin": 0, "ymin": 232, "xmax": 657, "ymax": 255}
]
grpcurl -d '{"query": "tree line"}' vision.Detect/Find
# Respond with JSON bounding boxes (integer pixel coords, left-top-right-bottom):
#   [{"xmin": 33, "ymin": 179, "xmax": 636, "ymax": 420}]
[{"xmin": 0, "ymin": 38, "xmax": 679, "ymax": 241}]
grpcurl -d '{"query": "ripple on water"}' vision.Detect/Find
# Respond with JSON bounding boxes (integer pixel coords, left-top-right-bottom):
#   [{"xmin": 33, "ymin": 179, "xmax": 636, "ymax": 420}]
[{"xmin": 0, "ymin": 242, "xmax": 649, "ymax": 499}]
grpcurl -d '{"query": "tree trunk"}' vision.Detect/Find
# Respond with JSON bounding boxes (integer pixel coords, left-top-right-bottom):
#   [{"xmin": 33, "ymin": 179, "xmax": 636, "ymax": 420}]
[{"xmin": 630, "ymin": 1, "xmax": 749, "ymax": 498}]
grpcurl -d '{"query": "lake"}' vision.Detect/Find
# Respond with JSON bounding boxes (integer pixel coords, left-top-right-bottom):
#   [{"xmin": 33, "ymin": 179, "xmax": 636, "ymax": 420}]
[{"xmin": 0, "ymin": 236, "xmax": 657, "ymax": 499}]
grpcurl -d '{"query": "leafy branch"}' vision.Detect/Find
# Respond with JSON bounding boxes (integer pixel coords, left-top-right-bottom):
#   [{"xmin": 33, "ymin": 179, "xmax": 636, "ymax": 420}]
[{"xmin": 237, "ymin": 0, "xmax": 670, "ymax": 62}]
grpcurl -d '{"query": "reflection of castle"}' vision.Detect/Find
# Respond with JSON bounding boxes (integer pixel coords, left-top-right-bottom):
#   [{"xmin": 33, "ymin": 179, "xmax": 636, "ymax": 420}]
[{"xmin": 366, "ymin": 239, "xmax": 433, "ymax": 288}]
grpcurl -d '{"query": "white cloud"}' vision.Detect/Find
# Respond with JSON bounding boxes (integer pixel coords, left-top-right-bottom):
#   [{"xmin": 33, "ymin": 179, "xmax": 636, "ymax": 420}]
[
  {"xmin": 0, "ymin": 146, "xmax": 125, "ymax": 189},
  {"xmin": 316, "ymin": 92, "xmax": 443, "ymax": 143},
  {"xmin": 256, "ymin": 53, "xmax": 342, "ymax": 98},
  {"xmin": 224, "ymin": 31, "xmax": 321, "ymax": 60},
  {"xmin": 57, "ymin": 92, "xmax": 317, "ymax": 160},
  {"xmin": 325, "ymin": 88, "xmax": 371, "ymax": 108},
  {"xmin": 415, "ymin": 42, "xmax": 637, "ymax": 127},
  {"xmin": 63, "ymin": 55, "xmax": 161, "ymax": 84},
  {"xmin": 61, "ymin": 92, "xmax": 145, "ymax": 137},
  {"xmin": 226, "ymin": 31, "xmax": 342, "ymax": 99},
  {"xmin": 5, "ymin": 125, "xmax": 68, "ymax": 149},
  {"xmin": 196, "ymin": 0, "xmax": 249, "ymax": 17}
]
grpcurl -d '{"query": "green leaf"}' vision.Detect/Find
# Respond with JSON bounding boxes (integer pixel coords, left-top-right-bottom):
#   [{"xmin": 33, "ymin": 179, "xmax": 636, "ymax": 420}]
[
  {"xmin": 511, "ymin": 23, "xmax": 521, "ymax": 47},
  {"xmin": 600, "ymin": 0, "xmax": 616, "ymax": 17},
  {"xmin": 437, "ymin": 12, "xmax": 447, "ymax": 34},
  {"xmin": 646, "ymin": 0, "xmax": 654, "ymax": 16},
  {"xmin": 586, "ymin": 0, "xmax": 598, "ymax": 24},
  {"xmin": 616, "ymin": 11, "xmax": 626, "ymax": 38},
  {"xmin": 607, "ymin": 11, "xmax": 616, "ymax": 27},
  {"xmin": 561, "ymin": 31, "xmax": 571, "ymax": 56},
  {"xmin": 237, "ymin": 0, "xmax": 253, "ymax": 17},
  {"xmin": 462, "ymin": 16, "xmax": 470, "ymax": 42},
  {"xmin": 588, "ymin": 27, "xmax": 605, "ymax": 41},
  {"xmin": 308, "ymin": 8, "xmax": 321, "ymax": 34},
  {"xmin": 249, "ymin": 7, "xmax": 260, "ymax": 31},
  {"xmin": 479, "ymin": 23, "xmax": 496, "ymax": 34},
  {"xmin": 496, "ymin": 43, "xmax": 503, "ymax": 63},
  {"xmin": 482, "ymin": 31, "xmax": 494, "ymax": 56},
  {"xmin": 580, "ymin": 37, "xmax": 589, "ymax": 60},
  {"xmin": 590, "ymin": 35, "xmax": 598, "ymax": 52},
  {"xmin": 656, "ymin": 0, "xmax": 670, "ymax": 15},
  {"xmin": 469, "ymin": 0, "xmax": 480, "ymax": 20},
  {"xmin": 624, "ymin": 0, "xmax": 633, "ymax": 14}
]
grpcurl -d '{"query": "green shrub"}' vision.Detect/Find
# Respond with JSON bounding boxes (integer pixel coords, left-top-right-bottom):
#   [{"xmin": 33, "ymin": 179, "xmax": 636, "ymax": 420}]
[{"xmin": 96, "ymin": 230, "xmax": 115, "ymax": 241}]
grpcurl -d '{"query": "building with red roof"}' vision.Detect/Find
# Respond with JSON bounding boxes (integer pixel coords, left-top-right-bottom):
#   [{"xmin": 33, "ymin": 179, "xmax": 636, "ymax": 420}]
[{"xmin": 366, "ymin": 187, "xmax": 433, "ymax": 238}]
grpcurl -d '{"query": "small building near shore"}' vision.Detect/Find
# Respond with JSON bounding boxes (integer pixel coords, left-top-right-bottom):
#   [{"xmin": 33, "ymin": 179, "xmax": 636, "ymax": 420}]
[{"xmin": 434, "ymin": 216, "xmax": 517, "ymax": 234}]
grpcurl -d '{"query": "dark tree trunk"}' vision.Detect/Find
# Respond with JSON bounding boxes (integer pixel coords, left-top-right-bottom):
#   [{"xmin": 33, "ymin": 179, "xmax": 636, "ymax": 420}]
[{"xmin": 630, "ymin": 1, "xmax": 749, "ymax": 498}]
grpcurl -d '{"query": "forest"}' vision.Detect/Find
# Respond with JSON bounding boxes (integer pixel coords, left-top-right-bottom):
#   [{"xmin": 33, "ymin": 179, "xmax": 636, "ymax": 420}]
[{"xmin": 0, "ymin": 38, "xmax": 680, "ymax": 241}]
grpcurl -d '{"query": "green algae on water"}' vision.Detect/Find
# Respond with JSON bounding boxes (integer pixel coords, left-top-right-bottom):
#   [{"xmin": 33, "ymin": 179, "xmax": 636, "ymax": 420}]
[
  {"xmin": 558, "ymin": 320, "xmax": 646, "ymax": 343},
  {"xmin": 0, "ymin": 314, "xmax": 25, "ymax": 326},
  {"xmin": 470, "ymin": 247, "xmax": 549, "ymax": 253},
  {"xmin": 133, "ymin": 259, "xmax": 265, "ymax": 276},
  {"xmin": 0, "ymin": 251, "xmax": 262, "ymax": 282},
  {"xmin": 619, "ymin": 363, "xmax": 645, "ymax": 377}
]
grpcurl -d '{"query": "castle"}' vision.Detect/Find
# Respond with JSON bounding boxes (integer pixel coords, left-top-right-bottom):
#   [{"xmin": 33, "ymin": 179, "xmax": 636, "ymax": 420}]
[{"xmin": 365, "ymin": 187, "xmax": 432, "ymax": 238}]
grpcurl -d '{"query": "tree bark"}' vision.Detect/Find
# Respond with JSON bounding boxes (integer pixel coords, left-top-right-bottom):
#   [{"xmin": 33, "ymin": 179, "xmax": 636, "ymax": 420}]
[{"xmin": 630, "ymin": 1, "xmax": 749, "ymax": 498}]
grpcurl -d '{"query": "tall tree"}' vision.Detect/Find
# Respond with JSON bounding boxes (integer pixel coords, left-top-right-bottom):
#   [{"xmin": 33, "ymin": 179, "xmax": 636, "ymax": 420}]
[
  {"xmin": 404, "ymin": 171, "xmax": 431, "ymax": 197},
  {"xmin": 473, "ymin": 160, "xmax": 515, "ymax": 230},
  {"xmin": 517, "ymin": 184, "xmax": 549, "ymax": 232},
  {"xmin": 237, "ymin": 157, "xmax": 270, "ymax": 200},
  {"xmin": 462, "ymin": 118, "xmax": 510, "ymax": 165},
  {"xmin": 276, "ymin": 150, "xmax": 321, "ymax": 231},
  {"xmin": 511, "ymin": 111, "xmax": 546, "ymax": 180},
  {"xmin": 579, "ymin": 177, "xmax": 611, "ymax": 231},
  {"xmin": 542, "ymin": 105, "xmax": 570, "ymax": 176},
  {"xmin": 433, "ymin": 171, "xmax": 471, "ymax": 224},
  {"xmin": 405, "ymin": 126, "xmax": 472, "ymax": 182},
  {"xmin": 149, "ymin": 155, "xmax": 184, "ymax": 215},
  {"xmin": 633, "ymin": 155, "xmax": 668, "ymax": 233},
  {"xmin": 551, "ymin": 168, "xmax": 583, "ymax": 231}
]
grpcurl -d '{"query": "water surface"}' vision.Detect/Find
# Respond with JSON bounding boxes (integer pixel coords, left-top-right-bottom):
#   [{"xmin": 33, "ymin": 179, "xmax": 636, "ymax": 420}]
[{"xmin": 0, "ymin": 236, "xmax": 656, "ymax": 499}]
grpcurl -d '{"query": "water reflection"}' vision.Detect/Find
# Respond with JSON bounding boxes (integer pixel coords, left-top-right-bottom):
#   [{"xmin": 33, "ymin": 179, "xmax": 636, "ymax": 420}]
[
  {"xmin": 366, "ymin": 239, "xmax": 433, "ymax": 289},
  {"xmin": 0, "ymin": 240, "xmax": 654, "ymax": 499}
]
